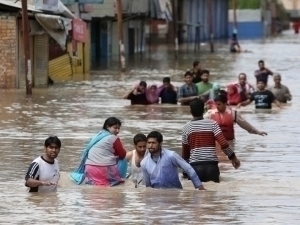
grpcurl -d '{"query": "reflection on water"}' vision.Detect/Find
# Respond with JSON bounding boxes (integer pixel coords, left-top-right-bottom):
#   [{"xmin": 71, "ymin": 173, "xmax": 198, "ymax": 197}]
[{"xmin": 0, "ymin": 31, "xmax": 300, "ymax": 224}]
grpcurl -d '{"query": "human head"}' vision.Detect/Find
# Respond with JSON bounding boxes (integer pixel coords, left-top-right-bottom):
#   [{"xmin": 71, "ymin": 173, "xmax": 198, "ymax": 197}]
[
  {"xmin": 238, "ymin": 73, "xmax": 247, "ymax": 85},
  {"xmin": 273, "ymin": 73, "xmax": 281, "ymax": 85},
  {"xmin": 146, "ymin": 131, "xmax": 163, "ymax": 154},
  {"xmin": 227, "ymin": 84, "xmax": 238, "ymax": 95},
  {"xmin": 133, "ymin": 133, "xmax": 147, "ymax": 156},
  {"xmin": 184, "ymin": 71, "xmax": 193, "ymax": 85},
  {"xmin": 44, "ymin": 136, "xmax": 61, "ymax": 160},
  {"xmin": 214, "ymin": 94, "xmax": 227, "ymax": 113},
  {"xmin": 193, "ymin": 60, "xmax": 201, "ymax": 70},
  {"xmin": 190, "ymin": 98, "xmax": 204, "ymax": 118},
  {"xmin": 201, "ymin": 70, "xmax": 210, "ymax": 83},
  {"xmin": 163, "ymin": 77, "xmax": 171, "ymax": 89},
  {"xmin": 258, "ymin": 60, "xmax": 265, "ymax": 70},
  {"xmin": 138, "ymin": 81, "xmax": 147, "ymax": 93},
  {"xmin": 103, "ymin": 117, "xmax": 122, "ymax": 135},
  {"xmin": 257, "ymin": 80, "xmax": 266, "ymax": 90},
  {"xmin": 150, "ymin": 84, "xmax": 157, "ymax": 93}
]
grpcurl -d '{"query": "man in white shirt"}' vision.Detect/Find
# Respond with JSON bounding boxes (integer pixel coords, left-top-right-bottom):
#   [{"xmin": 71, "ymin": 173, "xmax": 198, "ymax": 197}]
[{"xmin": 25, "ymin": 136, "xmax": 61, "ymax": 192}]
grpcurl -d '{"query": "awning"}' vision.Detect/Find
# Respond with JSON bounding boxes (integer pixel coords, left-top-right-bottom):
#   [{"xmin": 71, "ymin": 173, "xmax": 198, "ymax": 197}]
[{"xmin": 35, "ymin": 13, "xmax": 72, "ymax": 50}]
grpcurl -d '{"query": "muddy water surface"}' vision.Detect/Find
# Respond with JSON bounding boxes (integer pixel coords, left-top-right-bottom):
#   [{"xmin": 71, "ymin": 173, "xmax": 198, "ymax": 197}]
[{"xmin": 0, "ymin": 31, "xmax": 299, "ymax": 224}]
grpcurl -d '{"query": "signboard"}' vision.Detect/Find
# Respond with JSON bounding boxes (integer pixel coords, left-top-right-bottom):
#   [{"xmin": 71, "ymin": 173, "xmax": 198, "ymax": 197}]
[
  {"xmin": 35, "ymin": 0, "xmax": 59, "ymax": 12},
  {"xmin": 72, "ymin": 19, "xmax": 87, "ymax": 43},
  {"xmin": 78, "ymin": 0, "xmax": 103, "ymax": 3}
]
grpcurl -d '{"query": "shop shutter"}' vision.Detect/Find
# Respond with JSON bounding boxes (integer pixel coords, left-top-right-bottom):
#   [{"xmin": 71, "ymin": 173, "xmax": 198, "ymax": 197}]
[{"xmin": 33, "ymin": 34, "xmax": 49, "ymax": 87}]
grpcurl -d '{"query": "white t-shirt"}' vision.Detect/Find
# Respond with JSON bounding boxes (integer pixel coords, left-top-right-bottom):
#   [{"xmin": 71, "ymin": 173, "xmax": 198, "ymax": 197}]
[{"xmin": 25, "ymin": 156, "xmax": 60, "ymax": 193}]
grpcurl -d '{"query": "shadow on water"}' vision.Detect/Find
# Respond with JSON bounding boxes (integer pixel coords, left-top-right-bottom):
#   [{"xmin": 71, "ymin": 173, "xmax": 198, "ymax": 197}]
[{"xmin": 0, "ymin": 30, "xmax": 299, "ymax": 223}]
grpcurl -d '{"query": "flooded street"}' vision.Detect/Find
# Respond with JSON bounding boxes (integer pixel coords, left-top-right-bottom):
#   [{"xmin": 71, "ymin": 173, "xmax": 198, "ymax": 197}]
[{"xmin": 0, "ymin": 31, "xmax": 299, "ymax": 224}]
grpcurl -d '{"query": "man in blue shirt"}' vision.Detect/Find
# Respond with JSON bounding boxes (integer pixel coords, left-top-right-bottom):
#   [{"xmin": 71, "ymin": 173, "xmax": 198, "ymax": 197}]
[{"xmin": 141, "ymin": 131, "xmax": 205, "ymax": 190}]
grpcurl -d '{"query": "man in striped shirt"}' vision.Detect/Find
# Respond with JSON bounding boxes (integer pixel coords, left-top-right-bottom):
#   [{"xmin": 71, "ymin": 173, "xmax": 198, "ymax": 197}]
[{"xmin": 182, "ymin": 98, "xmax": 240, "ymax": 183}]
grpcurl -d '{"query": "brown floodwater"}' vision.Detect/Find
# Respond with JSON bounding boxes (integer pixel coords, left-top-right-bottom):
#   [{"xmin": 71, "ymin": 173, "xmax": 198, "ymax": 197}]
[{"xmin": 0, "ymin": 31, "xmax": 299, "ymax": 224}]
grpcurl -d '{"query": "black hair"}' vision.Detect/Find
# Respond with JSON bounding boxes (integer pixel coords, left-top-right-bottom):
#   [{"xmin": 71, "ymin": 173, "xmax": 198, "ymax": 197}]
[
  {"xmin": 103, "ymin": 117, "xmax": 122, "ymax": 130},
  {"xmin": 214, "ymin": 94, "xmax": 227, "ymax": 104},
  {"xmin": 193, "ymin": 60, "xmax": 200, "ymax": 68},
  {"xmin": 184, "ymin": 71, "xmax": 193, "ymax": 77},
  {"xmin": 45, "ymin": 136, "xmax": 61, "ymax": 148},
  {"xmin": 190, "ymin": 98, "xmax": 204, "ymax": 117},
  {"xmin": 238, "ymin": 73, "xmax": 247, "ymax": 78},
  {"xmin": 133, "ymin": 133, "xmax": 147, "ymax": 145},
  {"xmin": 147, "ymin": 131, "xmax": 163, "ymax": 143},
  {"xmin": 163, "ymin": 77, "xmax": 171, "ymax": 83},
  {"xmin": 139, "ymin": 81, "xmax": 147, "ymax": 88},
  {"xmin": 201, "ymin": 69, "xmax": 210, "ymax": 75},
  {"xmin": 258, "ymin": 60, "xmax": 264, "ymax": 64},
  {"xmin": 257, "ymin": 79, "xmax": 266, "ymax": 85},
  {"xmin": 218, "ymin": 90, "xmax": 227, "ymax": 96}
]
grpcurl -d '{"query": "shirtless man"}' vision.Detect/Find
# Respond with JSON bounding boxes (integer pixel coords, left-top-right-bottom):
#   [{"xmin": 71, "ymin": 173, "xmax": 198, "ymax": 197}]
[{"xmin": 126, "ymin": 133, "xmax": 147, "ymax": 187}]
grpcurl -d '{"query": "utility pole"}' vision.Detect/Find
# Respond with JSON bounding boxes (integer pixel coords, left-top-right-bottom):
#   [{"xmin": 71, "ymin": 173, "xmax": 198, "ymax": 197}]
[
  {"xmin": 207, "ymin": 0, "xmax": 214, "ymax": 52},
  {"xmin": 21, "ymin": 0, "xmax": 32, "ymax": 95},
  {"xmin": 172, "ymin": 0, "xmax": 179, "ymax": 59},
  {"xmin": 116, "ymin": 0, "xmax": 126, "ymax": 72},
  {"xmin": 233, "ymin": 0, "xmax": 237, "ymax": 32}
]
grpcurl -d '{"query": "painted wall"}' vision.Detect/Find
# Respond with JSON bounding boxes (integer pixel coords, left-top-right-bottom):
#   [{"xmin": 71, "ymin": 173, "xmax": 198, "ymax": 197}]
[
  {"xmin": 228, "ymin": 22, "xmax": 264, "ymax": 39},
  {"xmin": 183, "ymin": 0, "xmax": 228, "ymax": 42}
]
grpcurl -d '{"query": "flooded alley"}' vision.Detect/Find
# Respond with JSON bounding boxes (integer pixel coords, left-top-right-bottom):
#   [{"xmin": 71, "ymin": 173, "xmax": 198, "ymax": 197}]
[{"xmin": 0, "ymin": 31, "xmax": 299, "ymax": 224}]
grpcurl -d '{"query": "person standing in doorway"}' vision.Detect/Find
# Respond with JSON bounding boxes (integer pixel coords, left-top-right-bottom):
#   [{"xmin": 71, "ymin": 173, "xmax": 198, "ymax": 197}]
[
  {"xmin": 191, "ymin": 60, "xmax": 203, "ymax": 83},
  {"xmin": 269, "ymin": 73, "xmax": 292, "ymax": 103},
  {"xmin": 182, "ymin": 98, "xmax": 240, "ymax": 183},
  {"xmin": 254, "ymin": 60, "xmax": 273, "ymax": 86},
  {"xmin": 141, "ymin": 131, "xmax": 205, "ymax": 190},
  {"xmin": 177, "ymin": 71, "xmax": 199, "ymax": 106},
  {"xmin": 126, "ymin": 133, "xmax": 147, "ymax": 186},
  {"xmin": 237, "ymin": 80, "xmax": 282, "ymax": 109},
  {"xmin": 25, "ymin": 136, "xmax": 61, "ymax": 193}
]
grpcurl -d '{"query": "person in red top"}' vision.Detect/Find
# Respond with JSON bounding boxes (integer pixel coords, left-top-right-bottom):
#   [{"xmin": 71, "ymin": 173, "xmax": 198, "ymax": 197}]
[
  {"xmin": 227, "ymin": 84, "xmax": 241, "ymax": 105},
  {"xmin": 182, "ymin": 98, "xmax": 240, "ymax": 183},
  {"xmin": 292, "ymin": 21, "xmax": 300, "ymax": 34}
]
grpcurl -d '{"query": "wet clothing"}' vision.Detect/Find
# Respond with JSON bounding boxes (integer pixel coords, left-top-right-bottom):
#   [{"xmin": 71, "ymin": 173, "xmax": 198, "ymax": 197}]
[
  {"xmin": 254, "ymin": 69, "xmax": 273, "ymax": 85},
  {"xmin": 145, "ymin": 84, "xmax": 164, "ymax": 104},
  {"xmin": 86, "ymin": 135, "xmax": 126, "ymax": 166},
  {"xmin": 127, "ymin": 92, "xmax": 148, "ymax": 105},
  {"xmin": 227, "ymin": 84, "xmax": 241, "ymax": 105},
  {"xmin": 195, "ymin": 82, "xmax": 213, "ymax": 95},
  {"xmin": 25, "ymin": 156, "xmax": 60, "ymax": 192},
  {"xmin": 250, "ymin": 90, "xmax": 275, "ymax": 109},
  {"xmin": 85, "ymin": 163, "xmax": 125, "ymax": 186},
  {"xmin": 204, "ymin": 107, "xmax": 260, "ymax": 141},
  {"xmin": 269, "ymin": 84, "xmax": 292, "ymax": 103},
  {"xmin": 130, "ymin": 150, "xmax": 144, "ymax": 184},
  {"xmin": 190, "ymin": 161, "xmax": 220, "ymax": 183},
  {"xmin": 84, "ymin": 133, "xmax": 127, "ymax": 186},
  {"xmin": 141, "ymin": 148, "xmax": 202, "ymax": 189},
  {"xmin": 177, "ymin": 83, "xmax": 198, "ymax": 106},
  {"xmin": 160, "ymin": 88, "xmax": 177, "ymax": 104},
  {"xmin": 182, "ymin": 118, "xmax": 235, "ymax": 183},
  {"xmin": 191, "ymin": 70, "xmax": 203, "ymax": 83}
]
